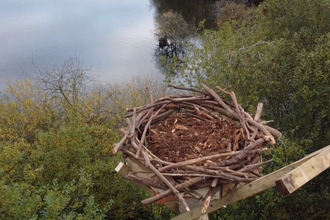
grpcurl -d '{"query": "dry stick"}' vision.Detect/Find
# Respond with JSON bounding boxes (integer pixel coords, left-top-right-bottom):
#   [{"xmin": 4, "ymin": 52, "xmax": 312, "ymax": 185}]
[
  {"xmin": 112, "ymin": 130, "xmax": 129, "ymax": 154},
  {"xmin": 136, "ymin": 108, "xmax": 153, "ymax": 129},
  {"xmin": 201, "ymin": 83, "xmax": 235, "ymax": 116},
  {"xmin": 121, "ymin": 149, "xmax": 145, "ymax": 162},
  {"xmin": 119, "ymin": 128, "xmax": 128, "ymax": 135},
  {"xmin": 201, "ymin": 103, "xmax": 239, "ymax": 121},
  {"xmin": 131, "ymin": 128, "xmax": 190, "ymax": 211},
  {"xmin": 241, "ymin": 109, "xmax": 264, "ymax": 142},
  {"xmin": 254, "ymin": 102, "xmax": 282, "ymax": 140},
  {"xmin": 214, "ymin": 138, "xmax": 265, "ymax": 166},
  {"xmin": 126, "ymin": 100, "xmax": 170, "ymax": 115},
  {"xmin": 185, "ymin": 112, "xmax": 211, "ymax": 122},
  {"xmin": 162, "ymin": 171, "xmax": 256, "ymax": 183},
  {"xmin": 146, "ymin": 85, "xmax": 154, "ymax": 105},
  {"xmin": 158, "ymin": 151, "xmax": 240, "ymax": 173},
  {"xmin": 194, "ymin": 180, "xmax": 230, "ymax": 190},
  {"xmin": 125, "ymin": 173, "xmax": 167, "ymax": 190},
  {"xmin": 168, "ymin": 102, "xmax": 214, "ymax": 120},
  {"xmin": 193, "ymin": 104, "xmax": 214, "ymax": 120},
  {"xmin": 135, "ymin": 107, "xmax": 154, "ymax": 157},
  {"xmin": 155, "ymin": 95, "xmax": 206, "ymax": 104},
  {"xmin": 183, "ymin": 166, "xmax": 225, "ymax": 181},
  {"xmin": 141, "ymin": 151, "xmax": 191, "ymax": 211},
  {"xmin": 247, "ymin": 118, "xmax": 276, "ymax": 145},
  {"xmin": 217, "ymin": 86, "xmax": 251, "ymax": 142},
  {"xmin": 238, "ymin": 159, "xmax": 273, "ymax": 173},
  {"xmin": 156, "ymin": 95, "xmax": 205, "ymax": 103},
  {"xmin": 215, "ymin": 167, "xmax": 249, "ymax": 178},
  {"xmin": 254, "ymin": 102, "xmax": 263, "ymax": 121},
  {"xmin": 184, "ymin": 165, "xmax": 219, "ymax": 175},
  {"xmin": 250, "ymin": 153, "xmax": 261, "ymax": 164},
  {"xmin": 207, "ymin": 148, "xmax": 267, "ymax": 169},
  {"xmin": 199, "ymin": 99, "xmax": 234, "ymax": 109},
  {"xmin": 201, "ymin": 184, "xmax": 223, "ymax": 213},
  {"xmin": 131, "ymin": 96, "xmax": 210, "ymax": 115},
  {"xmin": 198, "ymin": 104, "xmax": 225, "ymax": 120},
  {"xmin": 223, "ymin": 182, "xmax": 239, "ymax": 208},
  {"xmin": 249, "ymin": 126, "xmax": 259, "ymax": 141},
  {"xmin": 212, "ymin": 178, "xmax": 219, "ymax": 187},
  {"xmin": 148, "ymin": 109, "xmax": 175, "ymax": 124},
  {"xmin": 229, "ymin": 91, "xmax": 251, "ymax": 141},
  {"xmin": 139, "ymin": 103, "xmax": 175, "ymax": 125},
  {"xmin": 183, "ymin": 165, "xmax": 251, "ymax": 180},
  {"xmin": 168, "ymin": 84, "xmax": 209, "ymax": 96},
  {"xmin": 242, "ymin": 108, "xmax": 277, "ymax": 144},
  {"xmin": 216, "ymin": 171, "xmax": 257, "ymax": 182},
  {"xmin": 142, "ymin": 177, "xmax": 204, "ymax": 205},
  {"xmin": 264, "ymin": 125, "xmax": 282, "ymax": 140},
  {"xmin": 161, "ymin": 173, "xmax": 233, "ymax": 179},
  {"xmin": 217, "ymin": 86, "xmax": 262, "ymax": 140},
  {"xmin": 171, "ymin": 96, "xmax": 212, "ymax": 103},
  {"xmin": 128, "ymin": 107, "xmax": 137, "ymax": 138}
]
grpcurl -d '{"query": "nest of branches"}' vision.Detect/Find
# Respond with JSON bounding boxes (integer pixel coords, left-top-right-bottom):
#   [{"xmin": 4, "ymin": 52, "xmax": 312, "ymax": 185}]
[{"xmin": 113, "ymin": 83, "xmax": 281, "ymax": 213}]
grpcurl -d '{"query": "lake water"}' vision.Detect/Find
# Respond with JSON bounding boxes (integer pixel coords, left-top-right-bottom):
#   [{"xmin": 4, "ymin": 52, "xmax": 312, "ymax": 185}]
[
  {"xmin": 0, "ymin": 0, "xmax": 160, "ymax": 90},
  {"xmin": 0, "ymin": 0, "xmax": 220, "ymax": 91}
]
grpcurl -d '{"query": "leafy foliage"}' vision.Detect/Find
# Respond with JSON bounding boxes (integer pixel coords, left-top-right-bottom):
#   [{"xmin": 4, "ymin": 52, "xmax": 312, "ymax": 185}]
[
  {"xmin": 2, "ymin": 0, "xmax": 330, "ymax": 219},
  {"xmin": 178, "ymin": 0, "xmax": 330, "ymax": 219},
  {"xmin": 155, "ymin": 10, "xmax": 192, "ymax": 40},
  {"xmin": 0, "ymin": 66, "xmax": 172, "ymax": 219}
]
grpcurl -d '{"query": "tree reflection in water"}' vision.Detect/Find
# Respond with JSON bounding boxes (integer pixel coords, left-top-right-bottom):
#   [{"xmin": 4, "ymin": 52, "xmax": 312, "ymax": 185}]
[
  {"xmin": 150, "ymin": 0, "xmax": 261, "ymax": 77},
  {"xmin": 150, "ymin": 0, "xmax": 221, "ymax": 76}
]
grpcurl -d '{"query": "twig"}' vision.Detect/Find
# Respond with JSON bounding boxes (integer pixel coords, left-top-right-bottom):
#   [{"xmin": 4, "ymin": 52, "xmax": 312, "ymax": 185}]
[
  {"xmin": 168, "ymin": 84, "xmax": 209, "ymax": 96},
  {"xmin": 214, "ymin": 138, "xmax": 265, "ymax": 166},
  {"xmin": 135, "ymin": 108, "xmax": 154, "ymax": 157},
  {"xmin": 125, "ymin": 173, "xmax": 167, "ymax": 190},
  {"xmin": 201, "ymin": 184, "xmax": 223, "ymax": 213},
  {"xmin": 112, "ymin": 129, "xmax": 129, "ymax": 154},
  {"xmin": 142, "ymin": 177, "xmax": 204, "ymax": 205},
  {"xmin": 223, "ymin": 183, "xmax": 238, "ymax": 208},
  {"xmin": 159, "ymin": 151, "xmax": 240, "ymax": 172},
  {"xmin": 201, "ymin": 83, "xmax": 235, "ymax": 116}
]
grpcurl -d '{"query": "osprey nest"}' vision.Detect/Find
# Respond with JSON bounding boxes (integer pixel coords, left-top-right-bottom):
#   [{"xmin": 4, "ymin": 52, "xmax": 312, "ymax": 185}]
[{"xmin": 113, "ymin": 83, "xmax": 282, "ymax": 213}]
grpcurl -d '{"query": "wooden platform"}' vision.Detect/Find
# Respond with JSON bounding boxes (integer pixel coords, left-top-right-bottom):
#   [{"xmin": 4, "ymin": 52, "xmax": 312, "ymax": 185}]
[{"xmin": 172, "ymin": 145, "xmax": 330, "ymax": 220}]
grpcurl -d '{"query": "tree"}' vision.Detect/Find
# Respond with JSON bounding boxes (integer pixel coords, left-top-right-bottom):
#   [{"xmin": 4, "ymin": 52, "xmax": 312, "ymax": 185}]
[
  {"xmin": 0, "ymin": 68, "xmax": 172, "ymax": 219},
  {"xmin": 33, "ymin": 56, "xmax": 91, "ymax": 108},
  {"xmin": 178, "ymin": 0, "xmax": 330, "ymax": 219}
]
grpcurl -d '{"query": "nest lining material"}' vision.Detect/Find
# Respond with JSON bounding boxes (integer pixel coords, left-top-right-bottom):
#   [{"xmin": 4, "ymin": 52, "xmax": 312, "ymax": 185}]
[{"xmin": 113, "ymin": 83, "xmax": 282, "ymax": 213}]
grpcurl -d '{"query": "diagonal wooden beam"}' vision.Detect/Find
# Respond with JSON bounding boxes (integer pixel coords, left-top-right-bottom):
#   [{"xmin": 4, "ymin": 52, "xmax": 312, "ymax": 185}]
[
  {"xmin": 171, "ymin": 146, "xmax": 328, "ymax": 220},
  {"xmin": 276, "ymin": 145, "xmax": 330, "ymax": 196}
]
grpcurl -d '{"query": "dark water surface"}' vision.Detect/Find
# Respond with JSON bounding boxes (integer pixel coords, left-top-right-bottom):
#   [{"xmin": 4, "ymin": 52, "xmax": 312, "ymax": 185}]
[{"xmin": 0, "ymin": 0, "xmax": 159, "ymax": 90}]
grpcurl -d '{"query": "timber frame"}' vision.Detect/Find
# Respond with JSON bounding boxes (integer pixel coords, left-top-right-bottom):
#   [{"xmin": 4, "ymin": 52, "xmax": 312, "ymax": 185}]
[{"xmin": 172, "ymin": 145, "xmax": 330, "ymax": 220}]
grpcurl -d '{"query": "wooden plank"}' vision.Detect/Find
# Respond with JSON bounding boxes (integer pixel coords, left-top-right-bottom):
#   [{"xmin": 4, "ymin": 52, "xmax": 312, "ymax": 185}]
[
  {"xmin": 115, "ymin": 162, "xmax": 129, "ymax": 175},
  {"xmin": 115, "ymin": 162, "xmax": 154, "ymax": 195},
  {"xmin": 171, "ymin": 147, "xmax": 325, "ymax": 220},
  {"xmin": 276, "ymin": 145, "xmax": 330, "ymax": 196}
]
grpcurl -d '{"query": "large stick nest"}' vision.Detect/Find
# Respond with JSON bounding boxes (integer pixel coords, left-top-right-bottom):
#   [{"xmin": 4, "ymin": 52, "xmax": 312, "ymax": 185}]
[{"xmin": 113, "ymin": 83, "xmax": 282, "ymax": 213}]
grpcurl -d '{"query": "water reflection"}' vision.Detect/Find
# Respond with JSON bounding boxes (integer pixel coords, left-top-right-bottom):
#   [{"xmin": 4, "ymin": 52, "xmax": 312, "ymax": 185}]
[
  {"xmin": 0, "ymin": 0, "xmax": 158, "ymax": 90},
  {"xmin": 150, "ymin": 0, "xmax": 221, "ymax": 31},
  {"xmin": 150, "ymin": 0, "xmax": 221, "ymax": 76},
  {"xmin": 0, "ymin": 0, "xmax": 223, "ymax": 91}
]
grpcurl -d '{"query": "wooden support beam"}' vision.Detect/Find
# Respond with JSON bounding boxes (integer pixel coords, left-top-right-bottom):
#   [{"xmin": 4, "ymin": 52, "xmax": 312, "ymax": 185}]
[
  {"xmin": 276, "ymin": 145, "xmax": 330, "ymax": 196},
  {"xmin": 115, "ymin": 162, "xmax": 154, "ymax": 195},
  {"xmin": 171, "ymin": 147, "xmax": 326, "ymax": 220}
]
